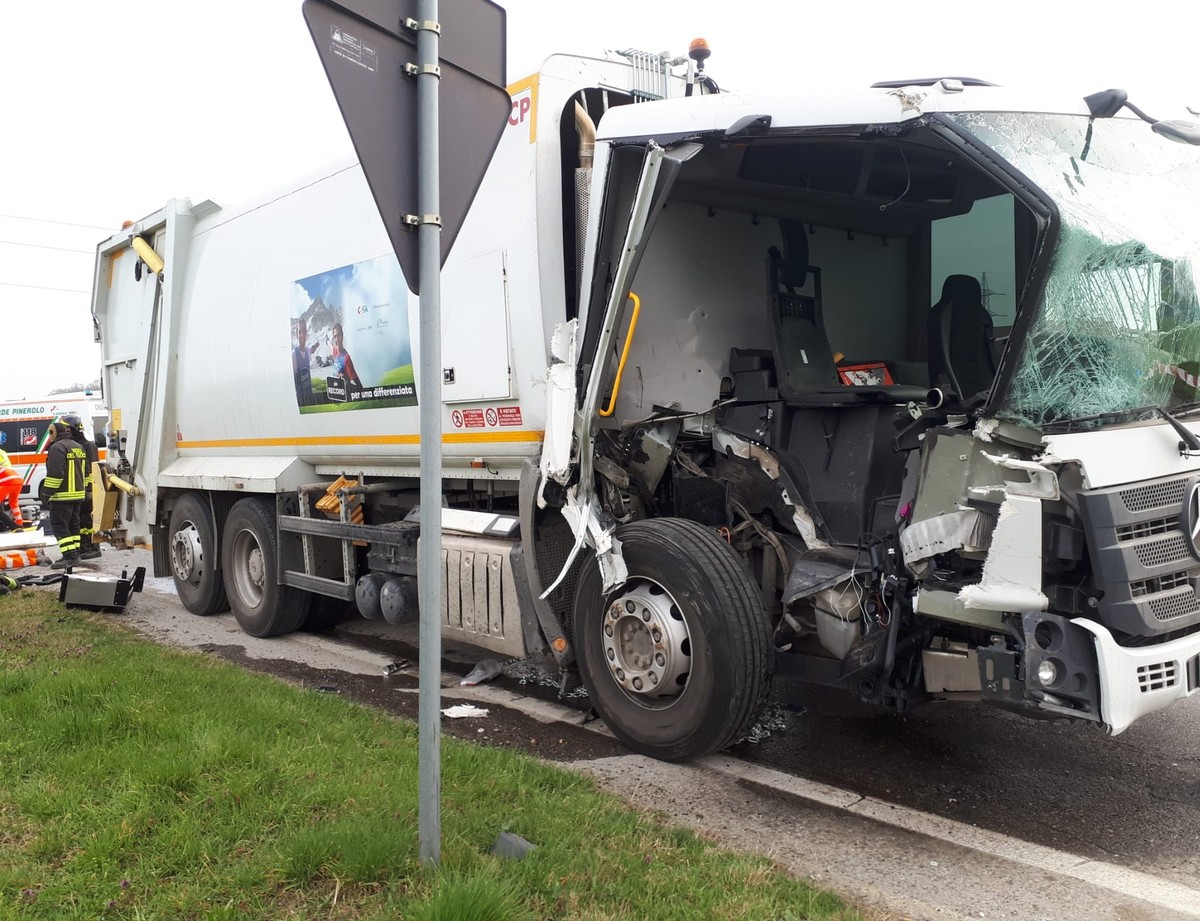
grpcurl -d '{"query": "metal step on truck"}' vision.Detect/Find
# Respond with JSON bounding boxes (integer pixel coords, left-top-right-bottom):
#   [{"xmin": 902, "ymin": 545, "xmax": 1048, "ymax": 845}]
[{"xmin": 90, "ymin": 24, "xmax": 1200, "ymax": 760}]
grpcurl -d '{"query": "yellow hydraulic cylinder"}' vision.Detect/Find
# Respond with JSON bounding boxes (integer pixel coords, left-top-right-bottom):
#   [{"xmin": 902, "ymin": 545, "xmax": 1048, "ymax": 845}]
[
  {"xmin": 106, "ymin": 474, "xmax": 142, "ymax": 496},
  {"xmin": 130, "ymin": 237, "xmax": 164, "ymax": 276}
]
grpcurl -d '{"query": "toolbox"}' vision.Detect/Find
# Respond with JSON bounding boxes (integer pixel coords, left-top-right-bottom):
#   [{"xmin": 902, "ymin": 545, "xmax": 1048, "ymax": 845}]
[{"xmin": 58, "ymin": 567, "xmax": 146, "ymax": 613}]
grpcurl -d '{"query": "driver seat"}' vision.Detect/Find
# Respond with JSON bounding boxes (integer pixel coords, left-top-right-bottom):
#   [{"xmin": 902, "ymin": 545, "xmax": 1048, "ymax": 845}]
[{"xmin": 927, "ymin": 274, "xmax": 996, "ymax": 400}]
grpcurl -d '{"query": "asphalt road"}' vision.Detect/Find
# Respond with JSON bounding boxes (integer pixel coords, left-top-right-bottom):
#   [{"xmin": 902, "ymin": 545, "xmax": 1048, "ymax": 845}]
[{"xmin": 35, "ymin": 544, "xmax": 1200, "ymax": 921}]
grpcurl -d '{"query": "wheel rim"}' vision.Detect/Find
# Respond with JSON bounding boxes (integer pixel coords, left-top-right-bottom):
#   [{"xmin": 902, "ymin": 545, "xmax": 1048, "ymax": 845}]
[
  {"xmin": 601, "ymin": 578, "xmax": 691, "ymax": 708},
  {"xmin": 171, "ymin": 521, "xmax": 205, "ymax": 587},
  {"xmin": 230, "ymin": 527, "xmax": 266, "ymax": 609}
]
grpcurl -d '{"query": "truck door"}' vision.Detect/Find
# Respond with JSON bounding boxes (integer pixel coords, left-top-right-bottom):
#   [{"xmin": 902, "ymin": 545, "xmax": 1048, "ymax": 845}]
[
  {"xmin": 441, "ymin": 249, "xmax": 512, "ymax": 401},
  {"xmin": 93, "ymin": 227, "xmax": 164, "ymax": 476}
]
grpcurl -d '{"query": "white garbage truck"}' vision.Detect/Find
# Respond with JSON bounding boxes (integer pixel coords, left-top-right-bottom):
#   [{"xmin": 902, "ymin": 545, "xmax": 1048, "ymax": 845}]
[{"xmin": 91, "ymin": 34, "xmax": 1200, "ymax": 760}]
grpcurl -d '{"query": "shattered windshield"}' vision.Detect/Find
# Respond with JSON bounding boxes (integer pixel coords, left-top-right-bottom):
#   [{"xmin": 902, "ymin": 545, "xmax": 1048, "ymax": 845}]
[{"xmin": 946, "ymin": 112, "xmax": 1200, "ymax": 427}]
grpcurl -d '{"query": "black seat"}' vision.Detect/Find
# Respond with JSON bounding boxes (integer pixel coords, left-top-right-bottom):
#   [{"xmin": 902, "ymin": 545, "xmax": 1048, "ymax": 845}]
[
  {"xmin": 767, "ymin": 220, "xmax": 840, "ymax": 401},
  {"xmin": 927, "ymin": 274, "xmax": 996, "ymax": 400}
]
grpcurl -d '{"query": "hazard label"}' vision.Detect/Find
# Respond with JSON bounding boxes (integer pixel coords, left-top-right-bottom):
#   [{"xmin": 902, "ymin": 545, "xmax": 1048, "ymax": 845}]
[
  {"xmin": 451, "ymin": 410, "xmax": 464, "ymax": 428},
  {"xmin": 461, "ymin": 409, "xmax": 486, "ymax": 428},
  {"xmin": 497, "ymin": 406, "xmax": 523, "ymax": 426},
  {"xmin": 485, "ymin": 408, "xmax": 498, "ymax": 426}
]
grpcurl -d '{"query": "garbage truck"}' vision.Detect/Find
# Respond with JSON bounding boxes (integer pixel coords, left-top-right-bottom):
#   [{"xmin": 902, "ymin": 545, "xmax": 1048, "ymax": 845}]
[{"xmin": 90, "ymin": 34, "xmax": 1200, "ymax": 760}]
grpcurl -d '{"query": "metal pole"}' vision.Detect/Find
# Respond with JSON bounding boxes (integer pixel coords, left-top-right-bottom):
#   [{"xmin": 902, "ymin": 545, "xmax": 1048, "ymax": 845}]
[{"xmin": 415, "ymin": 0, "xmax": 442, "ymax": 867}]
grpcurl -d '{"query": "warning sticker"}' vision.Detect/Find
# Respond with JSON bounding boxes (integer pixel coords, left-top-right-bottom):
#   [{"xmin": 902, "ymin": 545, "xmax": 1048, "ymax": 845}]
[
  {"xmin": 451, "ymin": 410, "xmax": 464, "ymax": 428},
  {"xmin": 329, "ymin": 25, "xmax": 378, "ymax": 72},
  {"xmin": 461, "ymin": 409, "xmax": 486, "ymax": 428},
  {"xmin": 497, "ymin": 406, "xmax": 523, "ymax": 426}
]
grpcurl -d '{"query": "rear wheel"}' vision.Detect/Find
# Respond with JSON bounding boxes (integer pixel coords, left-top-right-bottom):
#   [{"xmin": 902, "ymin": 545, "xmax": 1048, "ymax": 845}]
[
  {"xmin": 168, "ymin": 492, "xmax": 227, "ymax": 615},
  {"xmin": 222, "ymin": 497, "xmax": 310, "ymax": 637},
  {"xmin": 572, "ymin": 518, "xmax": 773, "ymax": 761}
]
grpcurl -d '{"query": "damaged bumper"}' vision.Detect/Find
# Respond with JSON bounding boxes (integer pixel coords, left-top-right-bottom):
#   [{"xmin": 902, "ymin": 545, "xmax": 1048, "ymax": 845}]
[{"xmin": 1074, "ymin": 618, "xmax": 1200, "ymax": 735}]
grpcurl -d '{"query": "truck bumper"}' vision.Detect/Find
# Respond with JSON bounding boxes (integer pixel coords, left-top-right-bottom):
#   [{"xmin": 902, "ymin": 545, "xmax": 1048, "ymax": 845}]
[{"xmin": 1073, "ymin": 618, "xmax": 1200, "ymax": 734}]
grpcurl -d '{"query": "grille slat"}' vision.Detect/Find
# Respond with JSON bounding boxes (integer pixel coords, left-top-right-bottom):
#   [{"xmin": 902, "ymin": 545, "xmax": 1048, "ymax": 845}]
[
  {"xmin": 1120, "ymin": 480, "xmax": 1188, "ymax": 513},
  {"xmin": 1148, "ymin": 589, "xmax": 1200, "ymax": 622},
  {"xmin": 1134, "ymin": 535, "xmax": 1190, "ymax": 569},
  {"xmin": 1137, "ymin": 660, "xmax": 1179, "ymax": 692},
  {"xmin": 1116, "ymin": 517, "xmax": 1174, "ymax": 541},
  {"xmin": 1130, "ymin": 571, "xmax": 1192, "ymax": 597}
]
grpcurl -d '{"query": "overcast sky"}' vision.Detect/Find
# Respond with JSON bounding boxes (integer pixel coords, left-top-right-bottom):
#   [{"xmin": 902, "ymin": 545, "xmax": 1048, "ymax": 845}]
[{"xmin": 1, "ymin": 0, "xmax": 1195, "ymax": 401}]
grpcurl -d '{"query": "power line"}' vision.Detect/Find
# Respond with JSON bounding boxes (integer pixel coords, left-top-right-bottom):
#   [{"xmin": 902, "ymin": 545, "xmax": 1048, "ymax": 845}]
[
  {"xmin": 0, "ymin": 281, "xmax": 89, "ymax": 295},
  {"xmin": 0, "ymin": 212, "xmax": 114, "ymax": 232},
  {"xmin": 0, "ymin": 239, "xmax": 94, "ymax": 255}
]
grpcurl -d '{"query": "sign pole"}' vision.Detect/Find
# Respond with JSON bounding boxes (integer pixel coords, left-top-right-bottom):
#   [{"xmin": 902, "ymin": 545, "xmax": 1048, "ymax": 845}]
[{"xmin": 415, "ymin": 0, "xmax": 443, "ymax": 867}]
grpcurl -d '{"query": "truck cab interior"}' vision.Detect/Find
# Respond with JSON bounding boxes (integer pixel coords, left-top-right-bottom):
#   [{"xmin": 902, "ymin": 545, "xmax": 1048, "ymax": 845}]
[{"xmin": 581, "ymin": 119, "xmax": 1042, "ymax": 547}]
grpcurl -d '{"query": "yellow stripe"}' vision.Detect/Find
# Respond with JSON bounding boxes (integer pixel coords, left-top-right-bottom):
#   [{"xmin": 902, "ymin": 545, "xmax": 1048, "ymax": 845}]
[{"xmin": 176, "ymin": 431, "xmax": 544, "ymax": 450}]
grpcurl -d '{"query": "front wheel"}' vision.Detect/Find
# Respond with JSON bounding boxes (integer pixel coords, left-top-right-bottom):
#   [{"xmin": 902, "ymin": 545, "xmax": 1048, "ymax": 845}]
[
  {"xmin": 222, "ymin": 497, "xmax": 310, "ymax": 637},
  {"xmin": 573, "ymin": 518, "xmax": 773, "ymax": 761}
]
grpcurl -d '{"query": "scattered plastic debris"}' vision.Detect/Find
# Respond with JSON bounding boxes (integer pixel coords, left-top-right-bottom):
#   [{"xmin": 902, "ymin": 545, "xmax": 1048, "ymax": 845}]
[
  {"xmin": 504, "ymin": 658, "xmax": 591, "ymax": 698},
  {"xmin": 442, "ymin": 704, "xmax": 489, "ymax": 719},
  {"xmin": 383, "ymin": 660, "xmax": 410, "ymax": 676},
  {"xmin": 460, "ymin": 658, "xmax": 504, "ymax": 686},
  {"xmin": 489, "ymin": 831, "xmax": 536, "ymax": 860},
  {"xmin": 316, "ymin": 686, "xmax": 340, "ymax": 694},
  {"xmin": 740, "ymin": 704, "xmax": 792, "ymax": 744}
]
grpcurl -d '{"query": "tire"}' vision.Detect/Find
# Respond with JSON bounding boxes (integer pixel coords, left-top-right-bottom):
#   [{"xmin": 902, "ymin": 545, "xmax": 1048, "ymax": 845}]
[
  {"xmin": 221, "ymin": 497, "xmax": 311, "ymax": 637},
  {"xmin": 572, "ymin": 518, "xmax": 773, "ymax": 761},
  {"xmin": 168, "ymin": 492, "xmax": 228, "ymax": 616}
]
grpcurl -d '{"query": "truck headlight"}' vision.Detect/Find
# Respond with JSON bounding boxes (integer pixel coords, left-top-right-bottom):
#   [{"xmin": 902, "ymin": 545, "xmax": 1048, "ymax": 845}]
[{"xmin": 1036, "ymin": 659, "xmax": 1060, "ymax": 687}]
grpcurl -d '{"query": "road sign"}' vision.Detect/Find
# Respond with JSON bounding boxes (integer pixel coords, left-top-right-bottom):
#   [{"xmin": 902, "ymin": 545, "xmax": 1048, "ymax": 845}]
[{"xmin": 302, "ymin": 0, "xmax": 510, "ymax": 294}]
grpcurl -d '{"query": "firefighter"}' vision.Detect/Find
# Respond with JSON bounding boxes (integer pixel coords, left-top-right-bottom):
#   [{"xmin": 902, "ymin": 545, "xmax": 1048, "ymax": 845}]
[
  {"xmin": 62, "ymin": 414, "xmax": 102, "ymax": 560},
  {"xmin": 43, "ymin": 419, "xmax": 87, "ymax": 569},
  {"xmin": 0, "ymin": 449, "xmax": 23, "ymax": 531}
]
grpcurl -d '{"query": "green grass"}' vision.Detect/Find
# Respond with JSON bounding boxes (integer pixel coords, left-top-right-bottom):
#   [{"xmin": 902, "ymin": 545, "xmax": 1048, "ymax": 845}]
[{"xmin": 0, "ymin": 590, "xmax": 865, "ymax": 921}]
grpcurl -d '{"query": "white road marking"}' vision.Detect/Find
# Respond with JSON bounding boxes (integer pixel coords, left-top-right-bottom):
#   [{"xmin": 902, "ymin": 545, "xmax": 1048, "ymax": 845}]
[
  {"xmin": 419, "ymin": 679, "xmax": 1200, "ymax": 916},
  {"xmin": 700, "ymin": 755, "xmax": 1200, "ymax": 919}
]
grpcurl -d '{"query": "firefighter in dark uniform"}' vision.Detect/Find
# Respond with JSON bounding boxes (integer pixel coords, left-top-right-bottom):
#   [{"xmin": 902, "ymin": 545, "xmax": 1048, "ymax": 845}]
[
  {"xmin": 44, "ymin": 419, "xmax": 87, "ymax": 569},
  {"xmin": 62, "ymin": 414, "xmax": 102, "ymax": 560}
]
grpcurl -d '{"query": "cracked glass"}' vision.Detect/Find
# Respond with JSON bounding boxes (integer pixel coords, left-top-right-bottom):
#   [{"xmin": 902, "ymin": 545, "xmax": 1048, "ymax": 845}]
[{"xmin": 947, "ymin": 112, "xmax": 1200, "ymax": 427}]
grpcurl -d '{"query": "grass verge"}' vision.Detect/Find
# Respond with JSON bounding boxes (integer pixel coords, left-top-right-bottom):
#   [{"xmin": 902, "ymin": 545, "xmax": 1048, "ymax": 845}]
[{"xmin": 0, "ymin": 589, "xmax": 864, "ymax": 920}]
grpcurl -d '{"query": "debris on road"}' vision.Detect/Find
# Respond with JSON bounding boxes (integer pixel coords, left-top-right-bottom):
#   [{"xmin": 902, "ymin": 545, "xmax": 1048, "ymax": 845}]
[
  {"xmin": 460, "ymin": 658, "xmax": 504, "ymax": 686},
  {"xmin": 442, "ymin": 704, "xmax": 489, "ymax": 719}
]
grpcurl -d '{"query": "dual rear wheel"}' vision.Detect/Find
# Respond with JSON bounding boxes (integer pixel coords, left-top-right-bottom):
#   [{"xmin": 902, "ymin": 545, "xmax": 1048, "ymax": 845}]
[
  {"xmin": 168, "ymin": 495, "xmax": 772, "ymax": 761},
  {"xmin": 168, "ymin": 493, "xmax": 309, "ymax": 637}
]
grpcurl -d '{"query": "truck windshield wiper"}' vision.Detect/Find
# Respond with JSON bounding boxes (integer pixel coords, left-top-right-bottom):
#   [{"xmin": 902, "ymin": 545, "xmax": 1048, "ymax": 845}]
[
  {"xmin": 1045, "ymin": 404, "xmax": 1159, "ymax": 430},
  {"xmin": 1158, "ymin": 405, "xmax": 1200, "ymax": 455},
  {"xmin": 1044, "ymin": 404, "xmax": 1200, "ymax": 454},
  {"xmin": 1170, "ymin": 400, "xmax": 1200, "ymax": 418}
]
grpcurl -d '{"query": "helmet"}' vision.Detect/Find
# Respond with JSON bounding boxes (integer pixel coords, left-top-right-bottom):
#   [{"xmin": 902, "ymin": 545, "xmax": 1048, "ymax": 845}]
[
  {"xmin": 48, "ymin": 420, "xmax": 71, "ymax": 438},
  {"xmin": 59, "ymin": 413, "xmax": 84, "ymax": 434}
]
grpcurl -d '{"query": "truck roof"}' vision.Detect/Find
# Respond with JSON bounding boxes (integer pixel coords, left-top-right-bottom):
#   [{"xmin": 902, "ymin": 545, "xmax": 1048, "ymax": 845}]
[{"xmin": 593, "ymin": 81, "xmax": 1122, "ymax": 141}]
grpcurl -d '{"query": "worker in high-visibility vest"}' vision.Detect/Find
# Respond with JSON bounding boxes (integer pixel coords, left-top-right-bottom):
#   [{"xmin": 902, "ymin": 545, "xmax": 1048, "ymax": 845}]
[
  {"xmin": 43, "ymin": 421, "xmax": 87, "ymax": 569},
  {"xmin": 62, "ymin": 414, "xmax": 102, "ymax": 559},
  {"xmin": 0, "ymin": 449, "xmax": 24, "ymax": 531}
]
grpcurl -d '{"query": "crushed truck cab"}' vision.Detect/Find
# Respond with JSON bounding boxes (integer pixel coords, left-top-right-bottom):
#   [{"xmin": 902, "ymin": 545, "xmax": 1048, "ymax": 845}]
[{"xmin": 92, "ymin": 44, "xmax": 1200, "ymax": 761}]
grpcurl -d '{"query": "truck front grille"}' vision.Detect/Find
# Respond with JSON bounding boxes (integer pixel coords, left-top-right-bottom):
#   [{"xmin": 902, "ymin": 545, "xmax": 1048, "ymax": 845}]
[{"xmin": 1078, "ymin": 472, "xmax": 1200, "ymax": 639}]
